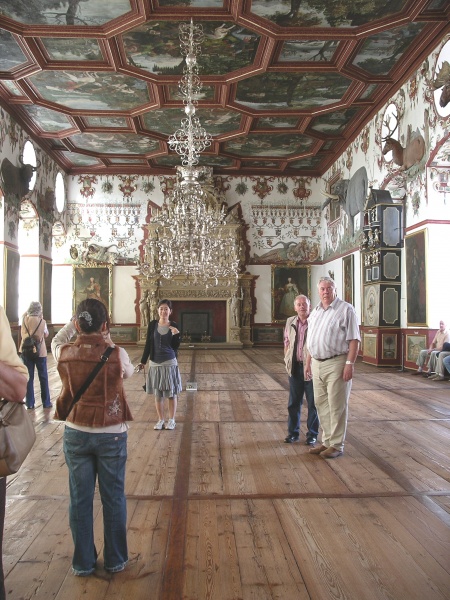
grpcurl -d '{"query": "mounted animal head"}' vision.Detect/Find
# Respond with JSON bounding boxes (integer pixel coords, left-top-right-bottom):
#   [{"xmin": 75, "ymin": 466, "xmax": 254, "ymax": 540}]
[
  {"xmin": 0, "ymin": 156, "xmax": 40, "ymax": 200},
  {"xmin": 433, "ymin": 60, "xmax": 450, "ymax": 108},
  {"xmin": 381, "ymin": 115, "xmax": 425, "ymax": 170}
]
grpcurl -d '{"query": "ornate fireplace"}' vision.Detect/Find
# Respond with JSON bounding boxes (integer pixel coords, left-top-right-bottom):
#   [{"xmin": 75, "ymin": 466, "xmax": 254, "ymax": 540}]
[{"xmin": 136, "ymin": 273, "xmax": 255, "ymax": 348}]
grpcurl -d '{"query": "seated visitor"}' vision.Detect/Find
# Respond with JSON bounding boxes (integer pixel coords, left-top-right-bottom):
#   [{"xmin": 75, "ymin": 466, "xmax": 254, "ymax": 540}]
[
  {"xmin": 428, "ymin": 342, "xmax": 450, "ymax": 381},
  {"xmin": 412, "ymin": 320, "xmax": 449, "ymax": 376}
]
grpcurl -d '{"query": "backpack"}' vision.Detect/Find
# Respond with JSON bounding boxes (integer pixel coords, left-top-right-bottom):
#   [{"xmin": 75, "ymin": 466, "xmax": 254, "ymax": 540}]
[{"xmin": 21, "ymin": 319, "xmax": 42, "ymax": 361}]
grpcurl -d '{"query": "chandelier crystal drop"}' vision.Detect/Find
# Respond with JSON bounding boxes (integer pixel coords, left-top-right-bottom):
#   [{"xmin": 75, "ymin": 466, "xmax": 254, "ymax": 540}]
[{"xmin": 139, "ymin": 20, "xmax": 241, "ymax": 287}]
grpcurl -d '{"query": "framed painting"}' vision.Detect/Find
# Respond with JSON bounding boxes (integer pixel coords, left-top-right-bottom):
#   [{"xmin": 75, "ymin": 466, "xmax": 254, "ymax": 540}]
[
  {"xmin": 73, "ymin": 266, "xmax": 112, "ymax": 317},
  {"xmin": 4, "ymin": 248, "xmax": 20, "ymax": 323},
  {"xmin": 363, "ymin": 332, "xmax": 377, "ymax": 359},
  {"xmin": 41, "ymin": 259, "xmax": 52, "ymax": 322},
  {"xmin": 405, "ymin": 230, "xmax": 427, "ymax": 327},
  {"xmin": 272, "ymin": 265, "xmax": 310, "ymax": 323},
  {"xmin": 342, "ymin": 254, "xmax": 354, "ymax": 305},
  {"xmin": 406, "ymin": 334, "xmax": 426, "ymax": 363},
  {"xmin": 382, "ymin": 333, "xmax": 397, "ymax": 359}
]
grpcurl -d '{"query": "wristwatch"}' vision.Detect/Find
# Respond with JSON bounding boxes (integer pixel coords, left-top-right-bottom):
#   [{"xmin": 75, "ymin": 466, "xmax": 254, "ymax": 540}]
[{"xmin": 345, "ymin": 360, "xmax": 354, "ymax": 365}]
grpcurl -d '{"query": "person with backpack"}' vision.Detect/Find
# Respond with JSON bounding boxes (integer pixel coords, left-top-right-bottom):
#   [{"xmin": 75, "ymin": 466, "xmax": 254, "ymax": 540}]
[
  {"xmin": 51, "ymin": 298, "xmax": 134, "ymax": 576},
  {"xmin": 19, "ymin": 301, "xmax": 51, "ymax": 410}
]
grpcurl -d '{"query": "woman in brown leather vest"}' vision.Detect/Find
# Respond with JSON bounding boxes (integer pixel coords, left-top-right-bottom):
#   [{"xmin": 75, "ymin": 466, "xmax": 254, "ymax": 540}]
[{"xmin": 52, "ymin": 299, "xmax": 134, "ymax": 577}]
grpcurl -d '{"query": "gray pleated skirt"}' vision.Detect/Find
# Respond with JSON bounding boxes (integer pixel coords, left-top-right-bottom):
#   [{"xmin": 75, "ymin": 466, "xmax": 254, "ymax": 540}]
[{"xmin": 146, "ymin": 361, "xmax": 182, "ymax": 398}]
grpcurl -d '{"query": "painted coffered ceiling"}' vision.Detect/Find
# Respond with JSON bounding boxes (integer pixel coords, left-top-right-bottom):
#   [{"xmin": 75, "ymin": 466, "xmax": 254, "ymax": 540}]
[{"xmin": 0, "ymin": 0, "xmax": 449, "ymax": 177}]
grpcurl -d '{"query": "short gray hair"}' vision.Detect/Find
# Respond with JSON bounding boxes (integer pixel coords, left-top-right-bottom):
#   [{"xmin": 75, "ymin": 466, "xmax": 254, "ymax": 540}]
[
  {"xmin": 294, "ymin": 294, "xmax": 310, "ymax": 304},
  {"xmin": 27, "ymin": 301, "xmax": 42, "ymax": 316},
  {"xmin": 317, "ymin": 276, "xmax": 336, "ymax": 288}
]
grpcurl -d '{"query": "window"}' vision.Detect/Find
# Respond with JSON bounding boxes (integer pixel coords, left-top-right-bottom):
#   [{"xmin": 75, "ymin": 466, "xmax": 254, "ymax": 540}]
[
  {"xmin": 22, "ymin": 140, "xmax": 37, "ymax": 192},
  {"xmin": 55, "ymin": 172, "xmax": 65, "ymax": 212}
]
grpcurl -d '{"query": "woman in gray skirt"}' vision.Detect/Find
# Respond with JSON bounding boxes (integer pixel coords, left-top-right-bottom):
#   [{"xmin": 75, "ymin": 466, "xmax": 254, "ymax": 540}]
[{"xmin": 137, "ymin": 299, "xmax": 182, "ymax": 430}]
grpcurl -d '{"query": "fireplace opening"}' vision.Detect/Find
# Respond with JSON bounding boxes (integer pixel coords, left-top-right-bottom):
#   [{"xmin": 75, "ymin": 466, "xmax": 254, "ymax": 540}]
[{"xmin": 172, "ymin": 301, "xmax": 226, "ymax": 343}]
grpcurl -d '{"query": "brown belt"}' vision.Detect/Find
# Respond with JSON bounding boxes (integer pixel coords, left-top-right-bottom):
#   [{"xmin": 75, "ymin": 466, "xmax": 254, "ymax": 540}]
[{"xmin": 315, "ymin": 354, "xmax": 343, "ymax": 362}]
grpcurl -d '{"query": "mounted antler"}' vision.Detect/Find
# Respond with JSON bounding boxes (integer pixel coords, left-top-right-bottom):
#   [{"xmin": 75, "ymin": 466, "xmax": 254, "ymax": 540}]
[{"xmin": 381, "ymin": 112, "xmax": 398, "ymax": 142}]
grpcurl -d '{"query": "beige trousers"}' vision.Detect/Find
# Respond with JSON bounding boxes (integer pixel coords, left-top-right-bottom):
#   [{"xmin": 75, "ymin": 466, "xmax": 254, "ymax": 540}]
[{"xmin": 311, "ymin": 355, "xmax": 352, "ymax": 452}]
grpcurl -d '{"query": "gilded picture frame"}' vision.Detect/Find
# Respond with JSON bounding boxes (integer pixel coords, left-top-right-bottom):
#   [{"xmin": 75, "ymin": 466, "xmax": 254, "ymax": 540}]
[
  {"xmin": 73, "ymin": 266, "xmax": 112, "ymax": 317},
  {"xmin": 342, "ymin": 254, "xmax": 354, "ymax": 305},
  {"xmin": 405, "ymin": 229, "xmax": 427, "ymax": 327},
  {"xmin": 272, "ymin": 265, "xmax": 310, "ymax": 323}
]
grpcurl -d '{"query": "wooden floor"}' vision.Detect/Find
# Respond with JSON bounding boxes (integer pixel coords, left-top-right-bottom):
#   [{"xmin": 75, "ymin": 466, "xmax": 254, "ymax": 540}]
[{"xmin": 4, "ymin": 348, "xmax": 450, "ymax": 600}]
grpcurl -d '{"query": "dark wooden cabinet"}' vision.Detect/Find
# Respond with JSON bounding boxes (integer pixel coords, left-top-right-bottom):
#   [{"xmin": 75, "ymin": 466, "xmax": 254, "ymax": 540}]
[{"xmin": 361, "ymin": 195, "xmax": 403, "ymax": 366}]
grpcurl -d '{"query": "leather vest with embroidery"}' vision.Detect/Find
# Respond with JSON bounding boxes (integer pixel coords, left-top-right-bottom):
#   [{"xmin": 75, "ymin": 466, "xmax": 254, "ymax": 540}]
[{"xmin": 55, "ymin": 333, "xmax": 133, "ymax": 426}]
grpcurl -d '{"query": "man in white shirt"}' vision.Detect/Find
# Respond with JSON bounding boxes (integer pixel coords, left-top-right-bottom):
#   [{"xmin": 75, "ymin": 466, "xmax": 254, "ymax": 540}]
[{"xmin": 305, "ymin": 277, "xmax": 360, "ymax": 458}]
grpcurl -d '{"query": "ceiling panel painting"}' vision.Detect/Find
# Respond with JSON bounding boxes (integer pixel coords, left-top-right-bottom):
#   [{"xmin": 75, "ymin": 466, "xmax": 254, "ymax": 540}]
[
  {"xmin": 254, "ymin": 116, "xmax": 300, "ymax": 129},
  {"xmin": 68, "ymin": 133, "xmax": 160, "ymax": 154},
  {"xmin": 224, "ymin": 133, "xmax": 315, "ymax": 157},
  {"xmin": 309, "ymin": 108, "xmax": 360, "ymax": 135},
  {"xmin": 235, "ymin": 72, "xmax": 353, "ymax": 111},
  {"xmin": 0, "ymin": 1, "xmax": 447, "ymax": 176},
  {"xmin": 250, "ymin": 0, "xmax": 408, "ymax": 28},
  {"xmin": 0, "ymin": 0, "xmax": 133, "ymax": 26},
  {"xmin": 1, "ymin": 81, "xmax": 23, "ymax": 96},
  {"xmin": 279, "ymin": 40, "xmax": 339, "ymax": 62},
  {"xmin": 0, "ymin": 29, "xmax": 28, "ymax": 70},
  {"xmin": 143, "ymin": 107, "xmax": 241, "ymax": 136},
  {"xmin": 40, "ymin": 38, "xmax": 103, "ymax": 62},
  {"xmin": 84, "ymin": 116, "xmax": 129, "ymax": 128},
  {"xmin": 21, "ymin": 105, "xmax": 74, "ymax": 133},
  {"xmin": 28, "ymin": 71, "xmax": 151, "ymax": 111},
  {"xmin": 123, "ymin": 21, "xmax": 260, "ymax": 76},
  {"xmin": 352, "ymin": 23, "xmax": 427, "ymax": 75},
  {"xmin": 107, "ymin": 158, "xmax": 148, "ymax": 164},
  {"xmin": 289, "ymin": 156, "xmax": 324, "ymax": 169},
  {"xmin": 59, "ymin": 152, "xmax": 101, "ymax": 166}
]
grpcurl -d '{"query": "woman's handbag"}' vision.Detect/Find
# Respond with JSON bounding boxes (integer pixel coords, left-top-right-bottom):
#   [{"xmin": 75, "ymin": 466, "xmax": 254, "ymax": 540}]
[{"xmin": 0, "ymin": 400, "xmax": 36, "ymax": 477}]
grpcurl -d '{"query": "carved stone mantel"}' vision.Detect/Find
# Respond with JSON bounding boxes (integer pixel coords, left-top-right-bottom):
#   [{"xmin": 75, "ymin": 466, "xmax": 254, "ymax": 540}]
[{"xmin": 136, "ymin": 274, "xmax": 257, "ymax": 348}]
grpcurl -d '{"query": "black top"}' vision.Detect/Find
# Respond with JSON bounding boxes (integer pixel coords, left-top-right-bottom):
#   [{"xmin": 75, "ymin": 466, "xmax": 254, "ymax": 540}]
[{"xmin": 140, "ymin": 319, "xmax": 181, "ymax": 364}]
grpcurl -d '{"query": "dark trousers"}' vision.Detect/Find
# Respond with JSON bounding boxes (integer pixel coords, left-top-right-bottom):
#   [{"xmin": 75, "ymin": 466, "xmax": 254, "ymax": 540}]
[
  {"xmin": 288, "ymin": 361, "xmax": 319, "ymax": 439},
  {"xmin": 22, "ymin": 355, "xmax": 51, "ymax": 408}
]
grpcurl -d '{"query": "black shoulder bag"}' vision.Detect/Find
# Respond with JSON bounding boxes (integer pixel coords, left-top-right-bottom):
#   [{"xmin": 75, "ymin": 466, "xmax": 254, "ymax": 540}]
[{"xmin": 65, "ymin": 346, "xmax": 115, "ymax": 417}]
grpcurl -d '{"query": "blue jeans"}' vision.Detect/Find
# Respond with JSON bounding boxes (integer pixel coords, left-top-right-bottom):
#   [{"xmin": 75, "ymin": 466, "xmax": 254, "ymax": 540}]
[
  {"xmin": 288, "ymin": 361, "xmax": 319, "ymax": 439},
  {"xmin": 63, "ymin": 427, "xmax": 128, "ymax": 575},
  {"xmin": 22, "ymin": 355, "xmax": 51, "ymax": 408}
]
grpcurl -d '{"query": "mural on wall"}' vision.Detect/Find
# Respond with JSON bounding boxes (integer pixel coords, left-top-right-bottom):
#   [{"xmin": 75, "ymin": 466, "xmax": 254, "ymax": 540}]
[
  {"xmin": 250, "ymin": 204, "xmax": 321, "ymax": 265},
  {"xmin": 405, "ymin": 230, "xmax": 427, "ymax": 327},
  {"xmin": 272, "ymin": 266, "xmax": 310, "ymax": 323}
]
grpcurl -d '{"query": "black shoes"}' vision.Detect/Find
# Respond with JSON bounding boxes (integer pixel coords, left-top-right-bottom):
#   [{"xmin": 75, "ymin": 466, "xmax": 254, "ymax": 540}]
[
  {"xmin": 284, "ymin": 434, "xmax": 299, "ymax": 443},
  {"xmin": 305, "ymin": 437, "xmax": 317, "ymax": 446}
]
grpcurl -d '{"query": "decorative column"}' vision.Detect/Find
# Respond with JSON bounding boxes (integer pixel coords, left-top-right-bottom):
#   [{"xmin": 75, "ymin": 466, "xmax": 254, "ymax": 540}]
[
  {"xmin": 239, "ymin": 273, "xmax": 256, "ymax": 347},
  {"xmin": 136, "ymin": 275, "xmax": 159, "ymax": 345}
]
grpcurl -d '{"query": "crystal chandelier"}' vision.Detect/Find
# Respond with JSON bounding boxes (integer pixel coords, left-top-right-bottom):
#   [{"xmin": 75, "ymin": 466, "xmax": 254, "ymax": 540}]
[{"xmin": 139, "ymin": 20, "xmax": 241, "ymax": 286}]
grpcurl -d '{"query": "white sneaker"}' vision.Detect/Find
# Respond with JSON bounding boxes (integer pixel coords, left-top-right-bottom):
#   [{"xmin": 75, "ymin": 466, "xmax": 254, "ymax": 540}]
[
  {"xmin": 166, "ymin": 418, "xmax": 176, "ymax": 430},
  {"xmin": 154, "ymin": 419, "xmax": 165, "ymax": 430}
]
